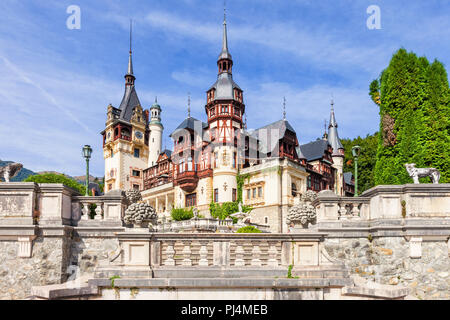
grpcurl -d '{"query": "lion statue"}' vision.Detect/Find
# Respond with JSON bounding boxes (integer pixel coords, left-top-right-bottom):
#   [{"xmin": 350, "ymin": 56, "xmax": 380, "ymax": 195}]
[
  {"xmin": 405, "ymin": 163, "xmax": 440, "ymax": 184},
  {"xmin": 0, "ymin": 163, "xmax": 23, "ymax": 182}
]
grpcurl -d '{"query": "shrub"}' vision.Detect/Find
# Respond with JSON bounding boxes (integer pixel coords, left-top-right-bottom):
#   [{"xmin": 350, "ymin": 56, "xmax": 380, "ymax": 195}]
[
  {"xmin": 236, "ymin": 226, "xmax": 262, "ymax": 233},
  {"xmin": 25, "ymin": 173, "xmax": 86, "ymax": 195},
  {"xmin": 171, "ymin": 208, "xmax": 194, "ymax": 221},
  {"xmin": 209, "ymin": 202, "xmax": 252, "ymax": 221}
]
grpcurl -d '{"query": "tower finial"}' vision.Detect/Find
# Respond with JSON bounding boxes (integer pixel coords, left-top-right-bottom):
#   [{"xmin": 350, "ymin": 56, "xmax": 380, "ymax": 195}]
[
  {"xmin": 130, "ymin": 19, "xmax": 133, "ymax": 54},
  {"xmin": 126, "ymin": 19, "xmax": 134, "ymax": 77},
  {"xmin": 155, "ymin": 96, "xmax": 158, "ymax": 104},
  {"xmin": 283, "ymin": 96, "xmax": 287, "ymax": 120},
  {"xmin": 188, "ymin": 92, "xmax": 191, "ymax": 118},
  {"xmin": 224, "ymin": 0, "xmax": 227, "ymax": 22}
]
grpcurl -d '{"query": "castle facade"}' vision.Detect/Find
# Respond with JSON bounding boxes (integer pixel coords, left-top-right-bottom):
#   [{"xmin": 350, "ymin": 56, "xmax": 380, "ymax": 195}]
[{"xmin": 102, "ymin": 16, "xmax": 354, "ymax": 232}]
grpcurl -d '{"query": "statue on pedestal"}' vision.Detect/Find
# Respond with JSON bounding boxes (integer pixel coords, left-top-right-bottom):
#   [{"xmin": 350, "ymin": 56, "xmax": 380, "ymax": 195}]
[{"xmin": 405, "ymin": 163, "xmax": 440, "ymax": 184}]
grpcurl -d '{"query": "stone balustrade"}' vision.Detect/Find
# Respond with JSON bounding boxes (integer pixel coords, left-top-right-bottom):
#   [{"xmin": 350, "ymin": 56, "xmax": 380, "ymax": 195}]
[
  {"xmin": 156, "ymin": 218, "xmax": 271, "ymax": 233},
  {"xmin": 313, "ymin": 184, "xmax": 450, "ymax": 222},
  {"xmin": 105, "ymin": 232, "xmax": 331, "ymax": 275}
]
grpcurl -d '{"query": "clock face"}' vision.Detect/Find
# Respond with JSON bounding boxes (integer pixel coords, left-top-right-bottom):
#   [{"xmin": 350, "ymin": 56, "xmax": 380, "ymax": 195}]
[{"xmin": 135, "ymin": 131, "xmax": 143, "ymax": 139}]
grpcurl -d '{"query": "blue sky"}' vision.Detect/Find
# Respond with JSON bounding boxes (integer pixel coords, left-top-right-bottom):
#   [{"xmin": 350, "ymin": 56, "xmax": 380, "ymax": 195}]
[{"xmin": 0, "ymin": 0, "xmax": 449, "ymax": 177}]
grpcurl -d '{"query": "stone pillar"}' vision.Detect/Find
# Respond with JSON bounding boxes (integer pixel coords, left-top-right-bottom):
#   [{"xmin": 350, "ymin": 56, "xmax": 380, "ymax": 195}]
[
  {"xmin": 198, "ymin": 241, "xmax": 209, "ymax": 266},
  {"xmin": 267, "ymin": 242, "xmax": 279, "ymax": 267},
  {"xmin": 164, "ymin": 241, "xmax": 175, "ymax": 266},
  {"xmin": 182, "ymin": 241, "xmax": 192, "ymax": 266},
  {"xmin": 234, "ymin": 242, "xmax": 245, "ymax": 267},
  {"xmin": 251, "ymin": 242, "xmax": 262, "ymax": 266}
]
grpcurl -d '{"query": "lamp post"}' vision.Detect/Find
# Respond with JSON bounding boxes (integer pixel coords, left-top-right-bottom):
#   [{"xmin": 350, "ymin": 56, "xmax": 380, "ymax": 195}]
[
  {"xmin": 352, "ymin": 145, "xmax": 361, "ymax": 197},
  {"xmin": 82, "ymin": 145, "xmax": 93, "ymax": 196}
]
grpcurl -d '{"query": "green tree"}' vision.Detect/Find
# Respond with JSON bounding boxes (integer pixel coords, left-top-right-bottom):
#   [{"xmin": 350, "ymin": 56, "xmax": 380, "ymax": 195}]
[
  {"xmin": 341, "ymin": 133, "xmax": 378, "ymax": 193},
  {"xmin": 25, "ymin": 173, "xmax": 86, "ymax": 195},
  {"xmin": 369, "ymin": 48, "xmax": 450, "ymax": 184}
]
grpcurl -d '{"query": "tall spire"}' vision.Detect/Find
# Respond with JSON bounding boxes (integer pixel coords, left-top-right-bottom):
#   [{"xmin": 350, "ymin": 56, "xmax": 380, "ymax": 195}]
[
  {"xmin": 328, "ymin": 99, "xmax": 344, "ymax": 155},
  {"xmin": 187, "ymin": 93, "xmax": 191, "ymax": 118},
  {"xmin": 218, "ymin": 2, "xmax": 232, "ymax": 63},
  {"xmin": 125, "ymin": 19, "xmax": 135, "ymax": 86}
]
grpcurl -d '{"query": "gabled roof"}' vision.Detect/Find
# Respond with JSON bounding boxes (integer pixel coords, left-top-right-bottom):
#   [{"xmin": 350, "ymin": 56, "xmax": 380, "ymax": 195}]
[
  {"xmin": 170, "ymin": 117, "xmax": 208, "ymax": 137},
  {"xmin": 119, "ymin": 85, "xmax": 141, "ymax": 122},
  {"xmin": 299, "ymin": 139, "xmax": 330, "ymax": 162},
  {"xmin": 250, "ymin": 119, "xmax": 297, "ymax": 154},
  {"xmin": 344, "ymin": 172, "xmax": 354, "ymax": 186}
]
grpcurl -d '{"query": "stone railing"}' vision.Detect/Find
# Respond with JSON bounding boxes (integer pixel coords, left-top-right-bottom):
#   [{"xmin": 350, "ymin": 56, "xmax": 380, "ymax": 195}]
[
  {"xmin": 156, "ymin": 218, "xmax": 271, "ymax": 233},
  {"xmin": 100, "ymin": 232, "xmax": 334, "ymax": 276},
  {"xmin": 71, "ymin": 191, "xmax": 126, "ymax": 227},
  {"xmin": 313, "ymin": 184, "xmax": 450, "ymax": 221}
]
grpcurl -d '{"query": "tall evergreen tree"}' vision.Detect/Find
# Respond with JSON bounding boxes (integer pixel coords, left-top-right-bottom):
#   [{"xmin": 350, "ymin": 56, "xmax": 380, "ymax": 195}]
[{"xmin": 370, "ymin": 49, "xmax": 450, "ymax": 184}]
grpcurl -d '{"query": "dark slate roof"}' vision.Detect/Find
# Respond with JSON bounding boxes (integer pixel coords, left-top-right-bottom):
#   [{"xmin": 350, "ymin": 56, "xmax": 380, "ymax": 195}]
[
  {"xmin": 299, "ymin": 139, "xmax": 330, "ymax": 161},
  {"xmin": 344, "ymin": 172, "xmax": 354, "ymax": 186},
  {"xmin": 119, "ymin": 85, "xmax": 141, "ymax": 122},
  {"xmin": 251, "ymin": 120, "xmax": 297, "ymax": 154},
  {"xmin": 208, "ymin": 73, "xmax": 241, "ymax": 100},
  {"xmin": 161, "ymin": 149, "xmax": 172, "ymax": 158},
  {"xmin": 170, "ymin": 117, "xmax": 208, "ymax": 137}
]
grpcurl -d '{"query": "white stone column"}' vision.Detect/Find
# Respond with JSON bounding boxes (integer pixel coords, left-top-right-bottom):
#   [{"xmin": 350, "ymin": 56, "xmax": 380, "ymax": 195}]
[
  {"xmin": 182, "ymin": 241, "xmax": 192, "ymax": 266},
  {"xmin": 155, "ymin": 197, "xmax": 159, "ymax": 213},
  {"xmin": 199, "ymin": 241, "xmax": 209, "ymax": 266},
  {"xmin": 267, "ymin": 242, "xmax": 279, "ymax": 267},
  {"xmin": 164, "ymin": 241, "xmax": 175, "ymax": 266},
  {"xmin": 251, "ymin": 242, "xmax": 262, "ymax": 266},
  {"xmin": 234, "ymin": 242, "xmax": 245, "ymax": 267}
]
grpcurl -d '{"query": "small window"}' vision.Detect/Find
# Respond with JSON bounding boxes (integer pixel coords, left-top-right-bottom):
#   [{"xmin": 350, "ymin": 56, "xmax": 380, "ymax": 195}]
[
  {"xmin": 264, "ymin": 216, "xmax": 269, "ymax": 224},
  {"xmin": 232, "ymin": 189, "xmax": 237, "ymax": 202},
  {"xmin": 252, "ymin": 188, "xmax": 256, "ymax": 199},
  {"xmin": 185, "ymin": 193, "xmax": 197, "ymax": 207},
  {"xmin": 132, "ymin": 170, "xmax": 141, "ymax": 177},
  {"xmin": 246, "ymin": 189, "xmax": 251, "ymax": 200},
  {"xmin": 110, "ymin": 149, "xmax": 114, "ymax": 158},
  {"xmin": 134, "ymin": 148, "xmax": 140, "ymax": 158},
  {"xmin": 258, "ymin": 187, "xmax": 263, "ymax": 198},
  {"xmin": 133, "ymin": 184, "xmax": 140, "ymax": 191},
  {"xmin": 291, "ymin": 183, "xmax": 297, "ymax": 196},
  {"xmin": 214, "ymin": 189, "xmax": 219, "ymax": 203}
]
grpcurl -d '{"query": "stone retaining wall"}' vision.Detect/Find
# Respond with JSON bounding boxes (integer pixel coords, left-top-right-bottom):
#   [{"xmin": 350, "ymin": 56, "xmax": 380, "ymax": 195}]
[{"xmin": 324, "ymin": 237, "xmax": 449, "ymax": 300}]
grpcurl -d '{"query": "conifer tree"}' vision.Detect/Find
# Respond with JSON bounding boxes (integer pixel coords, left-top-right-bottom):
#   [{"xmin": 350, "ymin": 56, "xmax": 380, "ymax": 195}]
[{"xmin": 370, "ymin": 49, "xmax": 450, "ymax": 184}]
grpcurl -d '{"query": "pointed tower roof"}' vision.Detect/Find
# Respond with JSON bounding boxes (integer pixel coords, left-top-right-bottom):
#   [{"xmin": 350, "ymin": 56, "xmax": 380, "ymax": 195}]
[
  {"xmin": 328, "ymin": 99, "xmax": 344, "ymax": 156},
  {"xmin": 218, "ymin": 8, "xmax": 232, "ymax": 61},
  {"xmin": 119, "ymin": 20, "xmax": 141, "ymax": 122}
]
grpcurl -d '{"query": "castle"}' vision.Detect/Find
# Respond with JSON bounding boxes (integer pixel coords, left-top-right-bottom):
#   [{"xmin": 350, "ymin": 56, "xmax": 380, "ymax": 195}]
[{"xmin": 101, "ymin": 16, "xmax": 354, "ymax": 233}]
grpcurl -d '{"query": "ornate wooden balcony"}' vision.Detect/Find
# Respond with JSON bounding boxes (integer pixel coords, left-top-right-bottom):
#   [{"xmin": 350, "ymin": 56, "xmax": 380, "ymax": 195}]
[{"xmin": 174, "ymin": 171, "xmax": 199, "ymax": 193}]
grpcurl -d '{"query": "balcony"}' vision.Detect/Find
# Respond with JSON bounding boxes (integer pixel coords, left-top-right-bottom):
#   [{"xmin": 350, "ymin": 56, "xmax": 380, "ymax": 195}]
[{"xmin": 174, "ymin": 171, "xmax": 199, "ymax": 193}]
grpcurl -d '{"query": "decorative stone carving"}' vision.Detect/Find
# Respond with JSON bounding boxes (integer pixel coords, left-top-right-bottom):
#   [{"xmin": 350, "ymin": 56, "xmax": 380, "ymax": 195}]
[
  {"xmin": 230, "ymin": 202, "xmax": 251, "ymax": 226},
  {"xmin": 192, "ymin": 207, "xmax": 199, "ymax": 219},
  {"xmin": 124, "ymin": 190, "xmax": 142, "ymax": 205},
  {"xmin": 17, "ymin": 237, "xmax": 33, "ymax": 258},
  {"xmin": 124, "ymin": 202, "xmax": 157, "ymax": 228},
  {"xmin": 405, "ymin": 164, "xmax": 440, "ymax": 184},
  {"xmin": 287, "ymin": 190, "xmax": 317, "ymax": 227},
  {"xmin": 0, "ymin": 163, "xmax": 23, "ymax": 183}
]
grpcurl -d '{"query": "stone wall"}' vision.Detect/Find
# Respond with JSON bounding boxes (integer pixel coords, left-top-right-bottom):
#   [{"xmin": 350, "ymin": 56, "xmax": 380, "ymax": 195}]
[
  {"xmin": 0, "ymin": 236, "xmax": 68, "ymax": 300},
  {"xmin": 69, "ymin": 235, "xmax": 121, "ymax": 278},
  {"xmin": 324, "ymin": 237, "xmax": 449, "ymax": 300}
]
